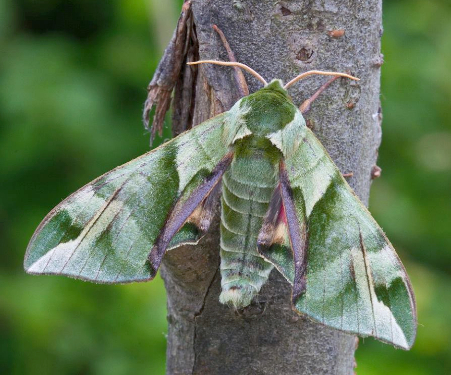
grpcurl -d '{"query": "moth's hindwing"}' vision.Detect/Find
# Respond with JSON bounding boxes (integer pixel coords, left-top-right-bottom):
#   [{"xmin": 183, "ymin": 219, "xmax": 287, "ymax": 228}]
[
  {"xmin": 24, "ymin": 113, "xmax": 228, "ymax": 283},
  {"xmin": 266, "ymin": 124, "xmax": 417, "ymax": 350}
]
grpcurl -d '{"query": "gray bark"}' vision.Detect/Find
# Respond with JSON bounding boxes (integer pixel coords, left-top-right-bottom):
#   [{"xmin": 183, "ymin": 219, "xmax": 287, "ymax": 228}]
[{"xmin": 159, "ymin": 0, "xmax": 383, "ymax": 373}]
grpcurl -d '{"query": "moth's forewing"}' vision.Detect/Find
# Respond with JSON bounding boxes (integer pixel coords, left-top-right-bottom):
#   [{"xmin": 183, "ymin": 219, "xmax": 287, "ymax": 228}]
[
  {"xmin": 283, "ymin": 125, "xmax": 416, "ymax": 350},
  {"xmin": 278, "ymin": 162, "xmax": 308, "ymax": 302},
  {"xmin": 24, "ymin": 113, "xmax": 229, "ymax": 283}
]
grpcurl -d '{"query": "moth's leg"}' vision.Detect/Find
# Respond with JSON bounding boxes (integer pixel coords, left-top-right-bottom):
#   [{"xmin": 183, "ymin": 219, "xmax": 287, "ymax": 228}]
[
  {"xmin": 148, "ymin": 152, "xmax": 233, "ymax": 275},
  {"xmin": 213, "ymin": 24, "xmax": 249, "ymax": 97},
  {"xmin": 279, "ymin": 161, "xmax": 308, "ymax": 301},
  {"xmin": 342, "ymin": 172, "xmax": 353, "ymax": 178},
  {"xmin": 300, "ymin": 76, "xmax": 340, "ymax": 114}
]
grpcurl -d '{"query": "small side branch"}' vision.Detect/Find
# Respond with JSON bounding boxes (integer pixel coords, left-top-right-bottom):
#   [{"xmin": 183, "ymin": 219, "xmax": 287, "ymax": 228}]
[
  {"xmin": 300, "ymin": 76, "xmax": 340, "ymax": 114},
  {"xmin": 188, "ymin": 60, "xmax": 268, "ymax": 86},
  {"xmin": 213, "ymin": 25, "xmax": 249, "ymax": 97}
]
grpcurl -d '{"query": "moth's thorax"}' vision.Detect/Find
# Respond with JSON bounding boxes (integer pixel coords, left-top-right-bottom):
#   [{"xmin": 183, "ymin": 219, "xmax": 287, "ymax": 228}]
[
  {"xmin": 234, "ymin": 136, "xmax": 282, "ymax": 163},
  {"xmin": 224, "ymin": 79, "xmax": 307, "ymax": 159},
  {"xmin": 239, "ymin": 79, "xmax": 297, "ymax": 137}
]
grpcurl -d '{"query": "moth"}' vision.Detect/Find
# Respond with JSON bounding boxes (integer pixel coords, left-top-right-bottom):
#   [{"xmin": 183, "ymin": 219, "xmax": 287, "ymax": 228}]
[{"xmin": 24, "ymin": 58, "xmax": 416, "ymax": 350}]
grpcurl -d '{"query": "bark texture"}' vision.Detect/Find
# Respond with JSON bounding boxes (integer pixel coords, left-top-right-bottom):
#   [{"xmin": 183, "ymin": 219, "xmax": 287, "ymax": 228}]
[{"xmin": 159, "ymin": 0, "xmax": 383, "ymax": 373}]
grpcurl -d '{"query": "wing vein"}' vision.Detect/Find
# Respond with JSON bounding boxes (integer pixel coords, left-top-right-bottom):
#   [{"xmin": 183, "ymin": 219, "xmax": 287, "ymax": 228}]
[
  {"xmin": 358, "ymin": 228, "xmax": 378, "ymax": 337},
  {"xmin": 41, "ymin": 190, "xmax": 98, "ymax": 273},
  {"xmin": 60, "ymin": 184, "xmax": 125, "ymax": 273}
]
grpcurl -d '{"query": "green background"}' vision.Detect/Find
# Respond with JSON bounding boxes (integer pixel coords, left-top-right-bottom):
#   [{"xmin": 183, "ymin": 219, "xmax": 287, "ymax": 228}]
[{"xmin": 1, "ymin": 0, "xmax": 450, "ymax": 374}]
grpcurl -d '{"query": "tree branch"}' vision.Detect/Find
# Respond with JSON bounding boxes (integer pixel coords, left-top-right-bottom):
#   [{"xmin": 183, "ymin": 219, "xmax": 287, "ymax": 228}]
[{"xmin": 154, "ymin": 0, "xmax": 383, "ymax": 373}]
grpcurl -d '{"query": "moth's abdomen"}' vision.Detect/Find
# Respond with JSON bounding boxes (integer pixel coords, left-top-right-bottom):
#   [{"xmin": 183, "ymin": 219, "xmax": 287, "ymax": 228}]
[{"xmin": 219, "ymin": 154, "xmax": 277, "ymax": 309}]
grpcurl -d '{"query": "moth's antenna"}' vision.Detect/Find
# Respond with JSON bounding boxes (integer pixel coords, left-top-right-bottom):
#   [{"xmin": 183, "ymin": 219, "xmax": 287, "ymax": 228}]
[
  {"xmin": 284, "ymin": 70, "xmax": 359, "ymax": 89},
  {"xmin": 188, "ymin": 60, "xmax": 268, "ymax": 86}
]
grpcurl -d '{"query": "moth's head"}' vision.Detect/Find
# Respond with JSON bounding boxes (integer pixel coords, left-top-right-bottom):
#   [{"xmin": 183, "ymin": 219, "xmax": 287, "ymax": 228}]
[
  {"xmin": 238, "ymin": 78, "xmax": 296, "ymax": 135},
  {"xmin": 261, "ymin": 79, "xmax": 289, "ymax": 96}
]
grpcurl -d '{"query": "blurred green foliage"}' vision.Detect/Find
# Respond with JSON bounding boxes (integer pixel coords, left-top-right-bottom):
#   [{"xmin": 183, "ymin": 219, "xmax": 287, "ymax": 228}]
[{"xmin": 0, "ymin": 0, "xmax": 450, "ymax": 374}]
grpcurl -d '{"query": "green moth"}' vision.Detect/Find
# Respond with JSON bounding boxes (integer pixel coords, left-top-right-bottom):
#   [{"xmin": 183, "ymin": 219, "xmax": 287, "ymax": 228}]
[{"xmin": 24, "ymin": 61, "xmax": 416, "ymax": 350}]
